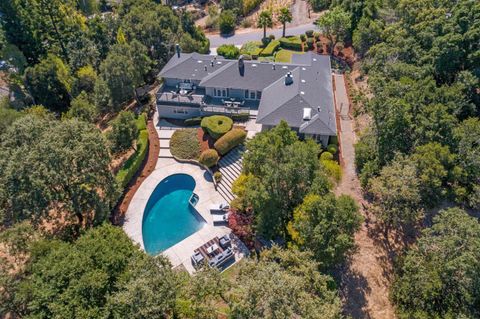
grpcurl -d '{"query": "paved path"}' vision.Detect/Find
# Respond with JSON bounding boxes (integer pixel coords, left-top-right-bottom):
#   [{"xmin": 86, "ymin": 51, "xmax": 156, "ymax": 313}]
[
  {"xmin": 208, "ymin": 22, "xmax": 316, "ymax": 48},
  {"xmin": 333, "ymin": 74, "xmax": 396, "ymax": 319}
]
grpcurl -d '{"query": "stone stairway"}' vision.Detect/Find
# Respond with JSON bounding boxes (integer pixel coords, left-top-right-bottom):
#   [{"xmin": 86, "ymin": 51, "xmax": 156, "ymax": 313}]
[
  {"xmin": 217, "ymin": 146, "xmax": 244, "ymax": 203},
  {"xmin": 158, "ymin": 129, "xmax": 175, "ymax": 158}
]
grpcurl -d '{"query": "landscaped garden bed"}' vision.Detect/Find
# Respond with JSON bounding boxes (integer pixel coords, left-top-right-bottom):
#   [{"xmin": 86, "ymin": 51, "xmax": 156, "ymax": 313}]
[{"xmin": 170, "ymin": 128, "xmax": 202, "ymax": 160}]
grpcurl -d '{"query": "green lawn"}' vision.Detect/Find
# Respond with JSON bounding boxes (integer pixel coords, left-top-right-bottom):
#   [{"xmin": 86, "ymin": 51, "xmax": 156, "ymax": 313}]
[
  {"xmin": 170, "ymin": 128, "xmax": 201, "ymax": 160},
  {"xmin": 275, "ymin": 49, "xmax": 294, "ymax": 63}
]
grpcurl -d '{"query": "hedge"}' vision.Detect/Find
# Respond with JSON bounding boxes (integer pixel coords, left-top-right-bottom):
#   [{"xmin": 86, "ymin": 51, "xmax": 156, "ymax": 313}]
[
  {"xmin": 201, "ymin": 115, "xmax": 233, "ymax": 139},
  {"xmin": 214, "ymin": 128, "xmax": 247, "ymax": 155},
  {"xmin": 320, "ymin": 151, "xmax": 333, "ymax": 161},
  {"xmin": 306, "ymin": 38, "xmax": 314, "ymax": 50},
  {"xmin": 260, "ymin": 40, "xmax": 280, "ymax": 57},
  {"xmin": 116, "ymin": 130, "xmax": 148, "ymax": 188},
  {"xmin": 135, "ymin": 113, "xmax": 147, "ymax": 131},
  {"xmin": 199, "ymin": 149, "xmax": 219, "ymax": 167},
  {"xmin": 279, "ymin": 37, "xmax": 303, "ymax": 51},
  {"xmin": 305, "ymin": 30, "xmax": 314, "ymax": 37}
]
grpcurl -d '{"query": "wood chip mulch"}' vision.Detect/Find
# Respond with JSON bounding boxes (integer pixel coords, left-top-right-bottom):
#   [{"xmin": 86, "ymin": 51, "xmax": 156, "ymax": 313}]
[
  {"xmin": 111, "ymin": 120, "xmax": 160, "ymax": 225},
  {"xmin": 197, "ymin": 127, "xmax": 215, "ymax": 152}
]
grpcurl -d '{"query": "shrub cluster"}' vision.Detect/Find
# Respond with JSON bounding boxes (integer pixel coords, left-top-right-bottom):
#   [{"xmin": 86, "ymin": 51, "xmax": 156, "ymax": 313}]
[
  {"xmin": 135, "ymin": 113, "xmax": 147, "ymax": 131},
  {"xmin": 305, "ymin": 30, "xmax": 314, "ymax": 38},
  {"xmin": 242, "ymin": 0, "xmax": 263, "ymax": 16},
  {"xmin": 116, "ymin": 130, "xmax": 148, "ymax": 188},
  {"xmin": 327, "ymin": 144, "xmax": 338, "ymax": 154},
  {"xmin": 279, "ymin": 37, "xmax": 303, "ymax": 51},
  {"xmin": 306, "ymin": 38, "xmax": 314, "ymax": 50},
  {"xmin": 260, "ymin": 40, "xmax": 280, "ymax": 57},
  {"xmin": 201, "ymin": 115, "xmax": 233, "ymax": 139},
  {"xmin": 217, "ymin": 44, "xmax": 240, "ymax": 59},
  {"xmin": 170, "ymin": 128, "xmax": 201, "ymax": 159},
  {"xmin": 214, "ymin": 128, "xmax": 247, "ymax": 155},
  {"xmin": 214, "ymin": 171, "xmax": 222, "ymax": 183},
  {"xmin": 199, "ymin": 149, "xmax": 220, "ymax": 167},
  {"xmin": 184, "ymin": 116, "xmax": 202, "ymax": 126}
]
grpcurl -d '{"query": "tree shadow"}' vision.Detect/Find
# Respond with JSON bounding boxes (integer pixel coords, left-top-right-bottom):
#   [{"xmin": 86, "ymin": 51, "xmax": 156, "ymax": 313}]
[{"xmin": 336, "ymin": 260, "xmax": 372, "ymax": 319}]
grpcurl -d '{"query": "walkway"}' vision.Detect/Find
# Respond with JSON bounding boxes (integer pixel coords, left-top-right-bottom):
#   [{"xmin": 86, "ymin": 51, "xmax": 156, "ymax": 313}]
[
  {"xmin": 217, "ymin": 145, "xmax": 244, "ymax": 202},
  {"xmin": 333, "ymin": 74, "xmax": 396, "ymax": 319}
]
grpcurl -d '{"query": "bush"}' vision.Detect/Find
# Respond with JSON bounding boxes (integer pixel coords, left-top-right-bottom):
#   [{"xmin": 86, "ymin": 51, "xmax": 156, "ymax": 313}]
[
  {"xmin": 320, "ymin": 151, "xmax": 333, "ymax": 161},
  {"xmin": 261, "ymin": 36, "xmax": 271, "ymax": 46},
  {"xmin": 279, "ymin": 37, "xmax": 303, "ymax": 51},
  {"xmin": 199, "ymin": 149, "xmax": 220, "ymax": 167},
  {"xmin": 305, "ymin": 30, "xmax": 314, "ymax": 37},
  {"xmin": 214, "ymin": 171, "xmax": 222, "ymax": 183},
  {"xmin": 306, "ymin": 38, "xmax": 314, "ymax": 50},
  {"xmin": 260, "ymin": 40, "xmax": 280, "ymax": 56},
  {"xmin": 219, "ymin": 10, "xmax": 236, "ymax": 35},
  {"xmin": 316, "ymin": 41, "xmax": 322, "ymax": 51},
  {"xmin": 313, "ymin": 32, "xmax": 321, "ymax": 40},
  {"xmin": 229, "ymin": 113, "xmax": 250, "ymax": 121},
  {"xmin": 320, "ymin": 158, "xmax": 342, "ymax": 183},
  {"xmin": 240, "ymin": 41, "xmax": 262, "ymax": 55},
  {"xmin": 184, "ymin": 116, "xmax": 202, "ymax": 126},
  {"xmin": 108, "ymin": 111, "xmax": 138, "ymax": 153},
  {"xmin": 116, "ymin": 130, "xmax": 148, "ymax": 188},
  {"xmin": 300, "ymin": 34, "xmax": 306, "ymax": 42},
  {"xmin": 217, "ymin": 44, "xmax": 240, "ymax": 59},
  {"xmin": 327, "ymin": 144, "xmax": 338, "ymax": 154},
  {"xmin": 170, "ymin": 128, "xmax": 202, "ymax": 160},
  {"xmin": 251, "ymin": 47, "xmax": 263, "ymax": 59},
  {"xmin": 201, "ymin": 115, "xmax": 233, "ymax": 139},
  {"xmin": 214, "ymin": 128, "xmax": 247, "ymax": 155},
  {"xmin": 135, "ymin": 113, "xmax": 147, "ymax": 131},
  {"xmin": 268, "ymin": 34, "xmax": 275, "ymax": 40},
  {"xmin": 242, "ymin": 0, "xmax": 263, "ymax": 16}
]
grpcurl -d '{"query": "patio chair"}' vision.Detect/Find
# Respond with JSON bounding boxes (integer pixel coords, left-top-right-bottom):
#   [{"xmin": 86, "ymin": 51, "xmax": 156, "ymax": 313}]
[{"xmin": 219, "ymin": 235, "xmax": 232, "ymax": 249}]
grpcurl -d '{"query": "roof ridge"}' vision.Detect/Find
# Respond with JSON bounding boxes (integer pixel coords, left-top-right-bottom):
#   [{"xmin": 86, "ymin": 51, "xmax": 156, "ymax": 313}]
[{"xmin": 199, "ymin": 61, "xmax": 235, "ymax": 85}]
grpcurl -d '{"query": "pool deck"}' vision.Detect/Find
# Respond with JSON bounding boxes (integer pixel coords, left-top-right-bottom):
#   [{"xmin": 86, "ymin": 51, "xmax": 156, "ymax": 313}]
[{"xmin": 123, "ymin": 154, "xmax": 247, "ymax": 274}]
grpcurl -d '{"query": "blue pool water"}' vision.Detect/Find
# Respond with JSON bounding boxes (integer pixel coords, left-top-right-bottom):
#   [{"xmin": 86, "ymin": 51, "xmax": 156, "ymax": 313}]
[{"xmin": 142, "ymin": 174, "xmax": 205, "ymax": 255}]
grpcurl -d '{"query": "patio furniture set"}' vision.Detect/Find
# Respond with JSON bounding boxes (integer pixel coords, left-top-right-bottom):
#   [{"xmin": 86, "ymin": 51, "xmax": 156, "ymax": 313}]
[
  {"xmin": 191, "ymin": 235, "xmax": 235, "ymax": 269},
  {"xmin": 210, "ymin": 202, "xmax": 230, "ymax": 225}
]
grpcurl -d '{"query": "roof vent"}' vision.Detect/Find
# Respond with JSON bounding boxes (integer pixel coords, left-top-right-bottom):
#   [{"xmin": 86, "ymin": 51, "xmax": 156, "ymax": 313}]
[
  {"xmin": 252, "ymin": 64, "xmax": 257, "ymax": 67},
  {"xmin": 301, "ymin": 79, "xmax": 306, "ymax": 83},
  {"xmin": 204, "ymin": 65, "xmax": 207, "ymax": 71},
  {"xmin": 303, "ymin": 108, "xmax": 312, "ymax": 121},
  {"xmin": 282, "ymin": 66, "xmax": 288, "ymax": 69},
  {"xmin": 285, "ymin": 71, "xmax": 293, "ymax": 86},
  {"xmin": 238, "ymin": 55, "xmax": 245, "ymax": 76},
  {"xmin": 210, "ymin": 60, "xmax": 214, "ymax": 67},
  {"xmin": 317, "ymin": 106, "xmax": 321, "ymax": 112},
  {"xmin": 302, "ymin": 67, "xmax": 306, "ymax": 70},
  {"xmin": 175, "ymin": 43, "xmax": 181, "ymax": 58},
  {"xmin": 300, "ymin": 91, "xmax": 305, "ymax": 95},
  {"xmin": 272, "ymin": 63, "xmax": 276, "ymax": 70}
]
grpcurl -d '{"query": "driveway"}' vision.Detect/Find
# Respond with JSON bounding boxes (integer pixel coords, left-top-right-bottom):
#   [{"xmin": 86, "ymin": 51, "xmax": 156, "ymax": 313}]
[{"xmin": 208, "ymin": 22, "xmax": 316, "ymax": 48}]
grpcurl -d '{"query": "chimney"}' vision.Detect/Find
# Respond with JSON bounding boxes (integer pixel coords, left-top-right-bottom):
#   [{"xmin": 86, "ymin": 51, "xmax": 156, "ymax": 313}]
[
  {"xmin": 272, "ymin": 63, "xmax": 276, "ymax": 70},
  {"xmin": 175, "ymin": 43, "xmax": 181, "ymax": 58},
  {"xmin": 238, "ymin": 55, "xmax": 245, "ymax": 76},
  {"xmin": 284, "ymin": 71, "xmax": 293, "ymax": 85}
]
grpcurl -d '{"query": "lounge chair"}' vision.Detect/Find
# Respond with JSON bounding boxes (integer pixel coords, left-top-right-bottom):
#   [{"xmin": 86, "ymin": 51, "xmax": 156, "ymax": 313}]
[
  {"xmin": 213, "ymin": 213, "xmax": 229, "ymax": 225},
  {"xmin": 210, "ymin": 203, "xmax": 230, "ymax": 214},
  {"xmin": 191, "ymin": 251, "xmax": 205, "ymax": 268},
  {"xmin": 219, "ymin": 235, "xmax": 232, "ymax": 249}
]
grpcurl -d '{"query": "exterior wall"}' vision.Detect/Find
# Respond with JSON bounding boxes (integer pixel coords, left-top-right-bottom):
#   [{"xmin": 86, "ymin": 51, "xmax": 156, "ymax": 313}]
[
  {"xmin": 157, "ymin": 105, "xmax": 201, "ymax": 119},
  {"xmin": 260, "ymin": 124, "xmax": 330, "ymax": 146},
  {"xmin": 164, "ymin": 78, "xmax": 181, "ymax": 87},
  {"xmin": 205, "ymin": 87, "xmax": 214, "ymax": 96},
  {"xmin": 229, "ymin": 88, "xmax": 244, "ymax": 99}
]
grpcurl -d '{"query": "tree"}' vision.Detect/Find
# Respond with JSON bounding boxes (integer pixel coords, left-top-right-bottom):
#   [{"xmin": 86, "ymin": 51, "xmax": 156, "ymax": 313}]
[
  {"xmin": 0, "ymin": 98, "xmax": 23, "ymax": 134},
  {"xmin": 3, "ymin": 224, "xmax": 179, "ymax": 318},
  {"xmin": 98, "ymin": 41, "xmax": 151, "ymax": 111},
  {"xmin": 24, "ymin": 54, "xmax": 73, "ymax": 111},
  {"xmin": 71, "ymin": 65, "xmax": 97, "ymax": 97},
  {"xmin": 369, "ymin": 154, "xmax": 423, "ymax": 234},
  {"xmin": 63, "ymin": 91, "xmax": 97, "ymax": 122},
  {"xmin": 220, "ymin": 0, "xmax": 243, "ymax": 14},
  {"xmin": 219, "ymin": 10, "xmax": 236, "ymax": 35},
  {"xmin": 108, "ymin": 111, "xmax": 139, "ymax": 153},
  {"xmin": 392, "ymin": 208, "xmax": 480, "ymax": 319},
  {"xmin": 307, "ymin": 0, "xmax": 331, "ymax": 11},
  {"xmin": 229, "ymin": 247, "xmax": 342, "ymax": 319},
  {"xmin": 288, "ymin": 193, "xmax": 362, "ymax": 270},
  {"xmin": 0, "ymin": 116, "xmax": 117, "ymax": 235},
  {"xmin": 258, "ymin": 10, "xmax": 273, "ymax": 40},
  {"xmin": 352, "ymin": 16, "xmax": 383, "ymax": 57},
  {"xmin": 277, "ymin": 7, "xmax": 292, "ymax": 38},
  {"xmin": 315, "ymin": 7, "xmax": 351, "ymax": 54},
  {"xmin": 1, "ymin": 43, "xmax": 27, "ymax": 73},
  {"xmin": 243, "ymin": 121, "xmax": 323, "ymax": 238},
  {"xmin": 217, "ymin": 44, "xmax": 240, "ymax": 59}
]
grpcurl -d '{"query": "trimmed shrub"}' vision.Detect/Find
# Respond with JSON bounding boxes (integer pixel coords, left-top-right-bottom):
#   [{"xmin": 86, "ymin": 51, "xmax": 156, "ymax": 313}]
[
  {"xmin": 242, "ymin": 54, "xmax": 252, "ymax": 60},
  {"xmin": 261, "ymin": 36, "xmax": 271, "ymax": 46},
  {"xmin": 214, "ymin": 128, "xmax": 247, "ymax": 155},
  {"xmin": 184, "ymin": 116, "xmax": 202, "ymax": 126},
  {"xmin": 116, "ymin": 130, "xmax": 148, "ymax": 188},
  {"xmin": 300, "ymin": 34, "xmax": 306, "ymax": 42},
  {"xmin": 260, "ymin": 40, "xmax": 280, "ymax": 57},
  {"xmin": 305, "ymin": 30, "xmax": 314, "ymax": 37},
  {"xmin": 229, "ymin": 113, "xmax": 250, "ymax": 121},
  {"xmin": 214, "ymin": 171, "xmax": 222, "ymax": 183},
  {"xmin": 321, "ymin": 158, "xmax": 342, "ymax": 182},
  {"xmin": 217, "ymin": 44, "xmax": 240, "ymax": 59},
  {"xmin": 201, "ymin": 115, "xmax": 233, "ymax": 139},
  {"xmin": 279, "ymin": 37, "xmax": 303, "ymax": 51},
  {"xmin": 329, "ymin": 135, "xmax": 338, "ymax": 145},
  {"xmin": 135, "ymin": 113, "xmax": 147, "ymax": 131},
  {"xmin": 268, "ymin": 34, "xmax": 275, "ymax": 40},
  {"xmin": 306, "ymin": 38, "xmax": 314, "ymax": 50},
  {"xmin": 320, "ymin": 151, "xmax": 333, "ymax": 161},
  {"xmin": 199, "ymin": 149, "xmax": 219, "ymax": 167},
  {"xmin": 327, "ymin": 144, "xmax": 338, "ymax": 154},
  {"xmin": 170, "ymin": 128, "xmax": 201, "ymax": 159},
  {"xmin": 240, "ymin": 41, "xmax": 262, "ymax": 55},
  {"xmin": 313, "ymin": 32, "xmax": 321, "ymax": 40},
  {"xmin": 316, "ymin": 41, "xmax": 322, "ymax": 51},
  {"xmin": 251, "ymin": 47, "xmax": 263, "ymax": 59},
  {"xmin": 219, "ymin": 10, "xmax": 236, "ymax": 35}
]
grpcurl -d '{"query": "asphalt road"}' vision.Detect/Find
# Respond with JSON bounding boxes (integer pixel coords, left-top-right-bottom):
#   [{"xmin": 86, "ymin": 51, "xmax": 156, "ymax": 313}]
[{"xmin": 207, "ymin": 22, "xmax": 316, "ymax": 48}]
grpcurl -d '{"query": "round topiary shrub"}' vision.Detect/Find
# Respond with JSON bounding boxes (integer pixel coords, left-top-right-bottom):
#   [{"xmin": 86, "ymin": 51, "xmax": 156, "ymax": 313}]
[
  {"xmin": 327, "ymin": 144, "xmax": 338, "ymax": 154},
  {"xmin": 306, "ymin": 38, "xmax": 314, "ymax": 50},
  {"xmin": 199, "ymin": 149, "xmax": 219, "ymax": 168},
  {"xmin": 305, "ymin": 30, "xmax": 314, "ymax": 37},
  {"xmin": 300, "ymin": 34, "xmax": 306, "ymax": 42},
  {"xmin": 214, "ymin": 171, "xmax": 222, "ymax": 183},
  {"xmin": 200, "ymin": 115, "xmax": 233, "ymax": 139},
  {"xmin": 320, "ymin": 151, "xmax": 333, "ymax": 161}
]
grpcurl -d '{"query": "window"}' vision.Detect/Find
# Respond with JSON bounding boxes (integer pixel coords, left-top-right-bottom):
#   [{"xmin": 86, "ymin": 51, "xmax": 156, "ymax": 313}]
[
  {"xmin": 256, "ymin": 91, "xmax": 262, "ymax": 99},
  {"xmin": 250, "ymin": 91, "xmax": 255, "ymax": 99},
  {"xmin": 244, "ymin": 90, "xmax": 248, "ymax": 98},
  {"xmin": 214, "ymin": 88, "xmax": 228, "ymax": 97}
]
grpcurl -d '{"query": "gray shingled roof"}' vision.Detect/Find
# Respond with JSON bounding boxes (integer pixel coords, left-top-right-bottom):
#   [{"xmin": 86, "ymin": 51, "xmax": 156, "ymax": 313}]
[{"xmin": 158, "ymin": 51, "xmax": 336, "ymax": 136}]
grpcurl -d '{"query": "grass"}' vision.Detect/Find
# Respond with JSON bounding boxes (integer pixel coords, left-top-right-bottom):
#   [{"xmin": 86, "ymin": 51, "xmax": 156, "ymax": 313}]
[
  {"xmin": 170, "ymin": 128, "xmax": 201, "ymax": 160},
  {"xmin": 275, "ymin": 49, "xmax": 297, "ymax": 63}
]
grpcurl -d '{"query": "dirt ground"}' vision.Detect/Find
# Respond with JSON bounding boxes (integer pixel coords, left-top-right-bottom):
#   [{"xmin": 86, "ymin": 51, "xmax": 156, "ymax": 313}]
[{"xmin": 333, "ymin": 73, "xmax": 397, "ymax": 319}]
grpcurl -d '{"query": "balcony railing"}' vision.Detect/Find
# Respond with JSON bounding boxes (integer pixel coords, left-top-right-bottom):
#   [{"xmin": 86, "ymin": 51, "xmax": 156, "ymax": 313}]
[{"xmin": 201, "ymin": 105, "xmax": 250, "ymax": 115}]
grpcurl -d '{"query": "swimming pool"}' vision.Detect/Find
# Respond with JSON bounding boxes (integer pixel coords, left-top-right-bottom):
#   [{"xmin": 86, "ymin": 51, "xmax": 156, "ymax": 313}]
[{"xmin": 142, "ymin": 174, "xmax": 206, "ymax": 255}]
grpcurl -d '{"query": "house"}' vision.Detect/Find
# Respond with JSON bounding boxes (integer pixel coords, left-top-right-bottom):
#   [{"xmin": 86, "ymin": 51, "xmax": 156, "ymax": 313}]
[{"xmin": 157, "ymin": 46, "xmax": 337, "ymax": 146}]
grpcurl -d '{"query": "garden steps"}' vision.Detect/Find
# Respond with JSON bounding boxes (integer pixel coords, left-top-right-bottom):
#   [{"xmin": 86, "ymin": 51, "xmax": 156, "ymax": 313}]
[
  {"xmin": 159, "ymin": 148, "xmax": 173, "ymax": 158},
  {"xmin": 217, "ymin": 146, "xmax": 244, "ymax": 203}
]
